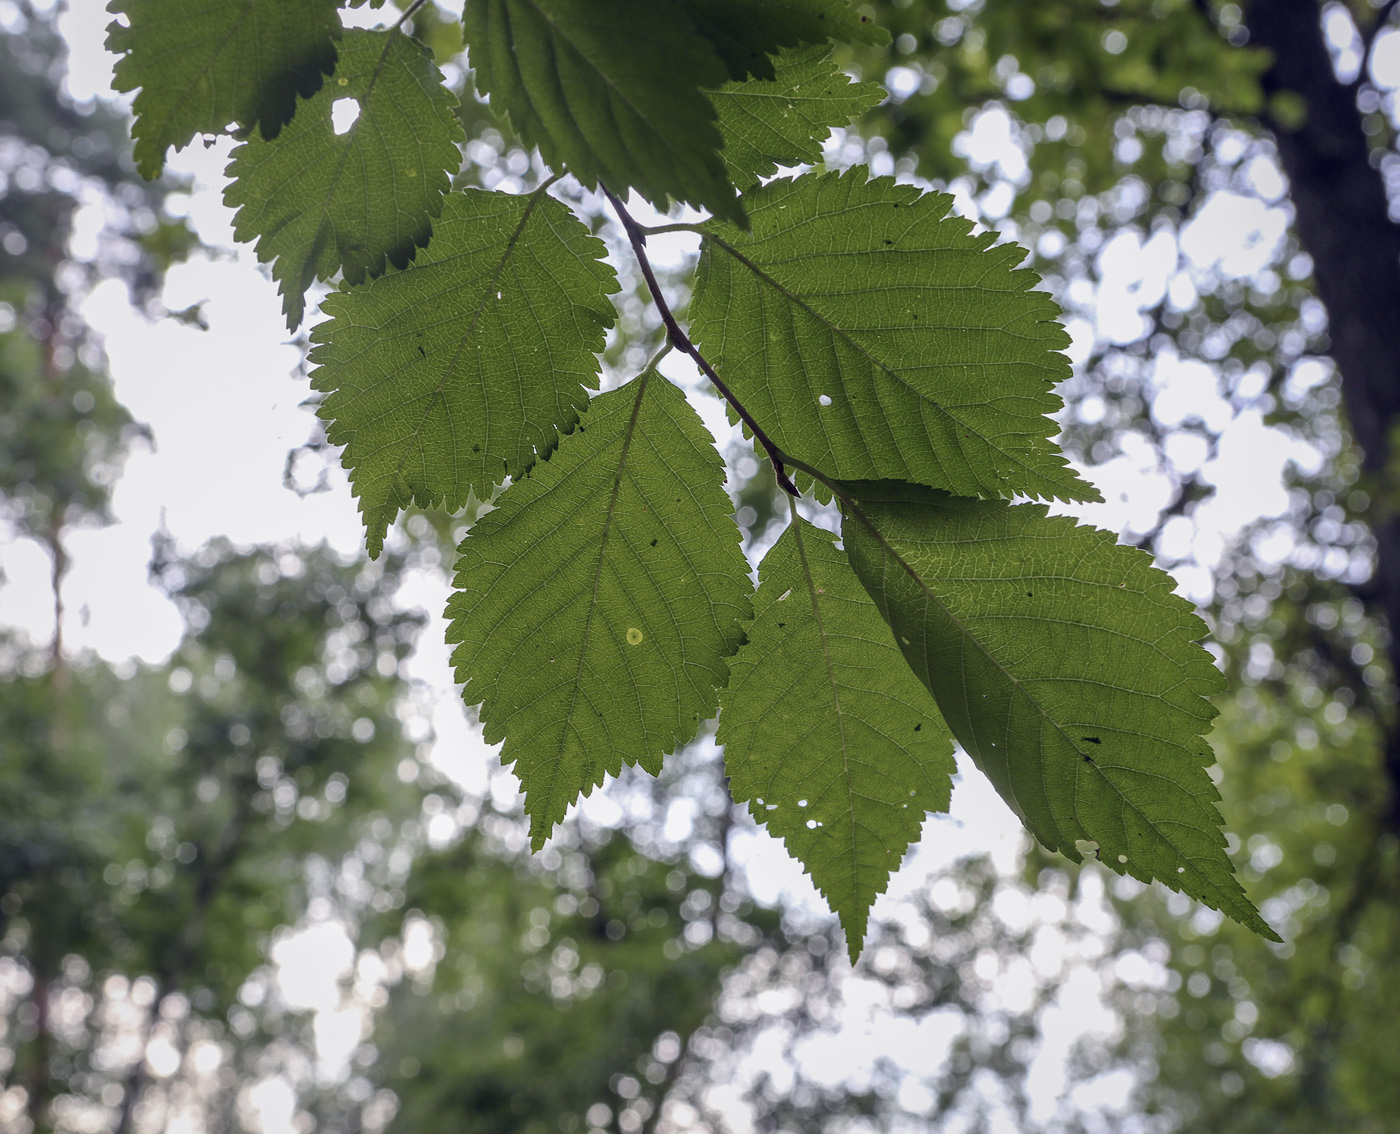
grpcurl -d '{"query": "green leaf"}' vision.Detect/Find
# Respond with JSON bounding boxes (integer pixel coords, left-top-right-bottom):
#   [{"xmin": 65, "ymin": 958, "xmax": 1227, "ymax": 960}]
[
  {"xmin": 224, "ymin": 28, "xmax": 464, "ymax": 330},
  {"xmin": 718, "ymin": 515, "xmax": 955, "ymax": 958},
  {"xmin": 107, "ymin": 0, "xmax": 342, "ymax": 179},
  {"xmin": 690, "ymin": 173, "xmax": 1098, "ymax": 504},
  {"xmin": 446, "ymin": 372, "xmax": 752, "ymax": 848},
  {"xmin": 681, "ymin": 0, "xmax": 887, "ymax": 81},
  {"xmin": 840, "ymin": 481, "xmax": 1278, "ymax": 940},
  {"xmin": 309, "ymin": 186, "xmax": 618, "ymax": 558},
  {"xmin": 711, "ymin": 46, "xmax": 885, "ymax": 188},
  {"xmin": 462, "ymin": 0, "xmax": 742, "ymax": 223}
]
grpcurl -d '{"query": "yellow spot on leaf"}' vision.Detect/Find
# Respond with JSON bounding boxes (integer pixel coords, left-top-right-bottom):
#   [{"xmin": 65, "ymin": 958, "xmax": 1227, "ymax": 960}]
[
  {"xmin": 626, "ymin": 627, "xmax": 644, "ymax": 646},
  {"xmin": 338, "ymin": 77, "xmax": 349, "ymax": 86}
]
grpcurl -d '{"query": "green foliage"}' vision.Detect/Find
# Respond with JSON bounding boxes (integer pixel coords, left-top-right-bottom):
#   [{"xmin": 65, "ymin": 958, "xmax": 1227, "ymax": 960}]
[
  {"xmin": 310, "ymin": 185, "xmax": 619, "ymax": 556},
  {"xmin": 462, "ymin": 0, "xmax": 741, "ymax": 223},
  {"xmin": 363, "ymin": 824, "xmax": 783, "ymax": 1134},
  {"xmin": 104, "ymin": 0, "xmax": 1272, "ymax": 955},
  {"xmin": 841, "ymin": 481, "xmax": 1275, "ymax": 940},
  {"xmin": 711, "ymin": 46, "xmax": 885, "ymax": 186},
  {"xmin": 108, "ymin": 0, "xmax": 343, "ymax": 178},
  {"xmin": 446, "ymin": 373, "xmax": 751, "ymax": 848},
  {"xmin": 690, "ymin": 174, "xmax": 1097, "ymax": 504},
  {"xmin": 683, "ymin": 0, "xmax": 886, "ymax": 81},
  {"xmin": 0, "ymin": 543, "xmax": 424, "ymax": 1122},
  {"xmin": 225, "ymin": 27, "xmax": 464, "ymax": 329},
  {"xmin": 719, "ymin": 515, "xmax": 955, "ymax": 956}
]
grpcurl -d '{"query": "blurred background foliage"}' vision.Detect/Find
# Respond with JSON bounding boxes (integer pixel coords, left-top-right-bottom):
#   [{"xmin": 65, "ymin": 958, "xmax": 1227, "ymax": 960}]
[{"xmin": 4, "ymin": 0, "xmax": 1400, "ymax": 1132}]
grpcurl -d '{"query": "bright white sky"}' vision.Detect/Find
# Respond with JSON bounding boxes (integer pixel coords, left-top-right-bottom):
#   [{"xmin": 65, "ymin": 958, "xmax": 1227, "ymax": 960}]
[{"xmin": 4, "ymin": 0, "xmax": 1379, "ymax": 1127}]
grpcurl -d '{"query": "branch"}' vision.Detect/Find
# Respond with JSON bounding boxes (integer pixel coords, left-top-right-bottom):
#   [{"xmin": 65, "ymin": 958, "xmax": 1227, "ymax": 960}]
[
  {"xmin": 602, "ymin": 187, "xmax": 799, "ymax": 497},
  {"xmin": 393, "ymin": 0, "xmax": 431, "ymax": 31}
]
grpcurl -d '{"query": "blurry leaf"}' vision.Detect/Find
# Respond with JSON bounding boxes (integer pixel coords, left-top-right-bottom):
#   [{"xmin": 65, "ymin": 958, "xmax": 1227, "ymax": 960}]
[
  {"xmin": 720, "ymin": 516, "xmax": 955, "ymax": 957},
  {"xmin": 224, "ymin": 28, "xmax": 464, "ymax": 330},
  {"xmin": 108, "ymin": 0, "xmax": 342, "ymax": 178},
  {"xmin": 310, "ymin": 186, "xmax": 617, "ymax": 558},
  {"xmin": 446, "ymin": 373, "xmax": 751, "ymax": 847},
  {"xmin": 691, "ymin": 174, "xmax": 1097, "ymax": 504},
  {"xmin": 711, "ymin": 46, "xmax": 885, "ymax": 187},
  {"xmin": 840, "ymin": 480, "xmax": 1277, "ymax": 940}
]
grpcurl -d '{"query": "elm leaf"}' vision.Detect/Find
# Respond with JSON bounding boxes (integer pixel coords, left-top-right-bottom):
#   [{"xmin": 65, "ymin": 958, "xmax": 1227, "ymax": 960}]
[
  {"xmin": 224, "ymin": 28, "xmax": 464, "ymax": 330},
  {"xmin": 720, "ymin": 515, "xmax": 955, "ymax": 958},
  {"xmin": 691, "ymin": 174, "xmax": 1098, "ymax": 504},
  {"xmin": 840, "ymin": 481, "xmax": 1277, "ymax": 940},
  {"xmin": 446, "ymin": 373, "xmax": 751, "ymax": 848},
  {"xmin": 107, "ymin": 0, "xmax": 342, "ymax": 178},
  {"xmin": 310, "ymin": 187, "xmax": 617, "ymax": 558}
]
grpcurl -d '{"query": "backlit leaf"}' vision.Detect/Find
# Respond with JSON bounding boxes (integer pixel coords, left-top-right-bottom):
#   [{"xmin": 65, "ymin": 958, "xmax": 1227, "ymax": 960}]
[
  {"xmin": 107, "ymin": 0, "xmax": 342, "ymax": 178},
  {"xmin": 690, "ymin": 173, "xmax": 1098, "ymax": 503},
  {"xmin": 224, "ymin": 28, "xmax": 464, "ymax": 330},
  {"xmin": 309, "ymin": 186, "xmax": 618, "ymax": 558},
  {"xmin": 719, "ymin": 516, "xmax": 955, "ymax": 958},
  {"xmin": 462, "ymin": 0, "xmax": 742, "ymax": 223},
  {"xmin": 840, "ymin": 480, "xmax": 1277, "ymax": 940},
  {"xmin": 711, "ymin": 46, "xmax": 885, "ymax": 187},
  {"xmin": 446, "ymin": 373, "xmax": 751, "ymax": 847},
  {"xmin": 682, "ymin": 0, "xmax": 887, "ymax": 81}
]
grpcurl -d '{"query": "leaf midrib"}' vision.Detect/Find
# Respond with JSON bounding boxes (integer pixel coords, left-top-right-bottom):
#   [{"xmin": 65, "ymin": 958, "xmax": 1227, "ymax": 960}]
[
  {"xmin": 532, "ymin": 371, "xmax": 650, "ymax": 848},
  {"xmin": 789, "ymin": 513, "xmax": 862, "ymax": 913},
  {"xmin": 701, "ymin": 231, "xmax": 1076, "ymax": 496},
  {"xmin": 848, "ymin": 495, "xmax": 1222, "ymax": 889}
]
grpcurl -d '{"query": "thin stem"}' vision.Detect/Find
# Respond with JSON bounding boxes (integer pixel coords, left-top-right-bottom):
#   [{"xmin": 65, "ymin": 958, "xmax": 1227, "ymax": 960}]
[
  {"xmin": 393, "ymin": 0, "xmax": 431, "ymax": 31},
  {"xmin": 639, "ymin": 223, "xmax": 705, "ymax": 236},
  {"xmin": 601, "ymin": 187, "xmax": 799, "ymax": 497}
]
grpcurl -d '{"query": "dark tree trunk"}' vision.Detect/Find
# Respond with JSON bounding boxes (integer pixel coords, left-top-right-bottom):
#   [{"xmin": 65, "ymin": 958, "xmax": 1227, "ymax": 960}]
[{"xmin": 1244, "ymin": 0, "xmax": 1400, "ymax": 827}]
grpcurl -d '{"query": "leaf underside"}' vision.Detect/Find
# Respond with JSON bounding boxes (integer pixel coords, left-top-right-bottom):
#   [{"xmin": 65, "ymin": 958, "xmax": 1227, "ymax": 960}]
[
  {"xmin": 310, "ymin": 187, "xmax": 619, "ymax": 558},
  {"xmin": 463, "ymin": 0, "xmax": 742, "ymax": 223},
  {"xmin": 224, "ymin": 28, "xmax": 465, "ymax": 330},
  {"xmin": 121, "ymin": 0, "xmax": 1268, "ymax": 954},
  {"xmin": 690, "ymin": 173, "xmax": 1099, "ymax": 505},
  {"xmin": 841, "ymin": 481, "xmax": 1277, "ymax": 940},
  {"xmin": 720, "ymin": 518, "xmax": 955, "ymax": 958},
  {"xmin": 681, "ymin": 0, "xmax": 887, "ymax": 81},
  {"xmin": 108, "ymin": 0, "xmax": 343, "ymax": 178},
  {"xmin": 446, "ymin": 374, "xmax": 752, "ymax": 848},
  {"xmin": 711, "ymin": 46, "xmax": 885, "ymax": 188}
]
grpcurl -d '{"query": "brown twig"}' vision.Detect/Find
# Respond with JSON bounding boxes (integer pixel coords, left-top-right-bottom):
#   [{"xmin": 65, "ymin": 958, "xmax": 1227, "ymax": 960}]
[{"xmin": 601, "ymin": 187, "xmax": 799, "ymax": 497}]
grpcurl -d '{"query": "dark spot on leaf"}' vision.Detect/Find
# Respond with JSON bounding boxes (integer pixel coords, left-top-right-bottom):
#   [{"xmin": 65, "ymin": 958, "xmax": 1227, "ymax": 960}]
[
  {"xmin": 472, "ymin": 445, "xmax": 480, "ymax": 453},
  {"xmin": 1082, "ymin": 755, "xmax": 1093, "ymax": 764},
  {"xmin": 650, "ymin": 538, "xmax": 657, "ymax": 547},
  {"xmin": 1083, "ymin": 736, "xmax": 1101, "ymax": 744},
  {"xmin": 883, "ymin": 239, "xmax": 894, "ymax": 245},
  {"xmin": 1026, "ymin": 591, "xmax": 1033, "ymax": 597},
  {"xmin": 914, "ymin": 723, "xmax": 922, "ymax": 732},
  {"xmin": 417, "ymin": 345, "xmax": 425, "ymax": 356}
]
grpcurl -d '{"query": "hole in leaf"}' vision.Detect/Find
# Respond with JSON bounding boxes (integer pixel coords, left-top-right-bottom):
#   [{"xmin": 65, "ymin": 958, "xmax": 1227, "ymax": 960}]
[
  {"xmin": 818, "ymin": 394, "xmax": 832, "ymax": 407},
  {"xmin": 331, "ymin": 98, "xmax": 361, "ymax": 135}
]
